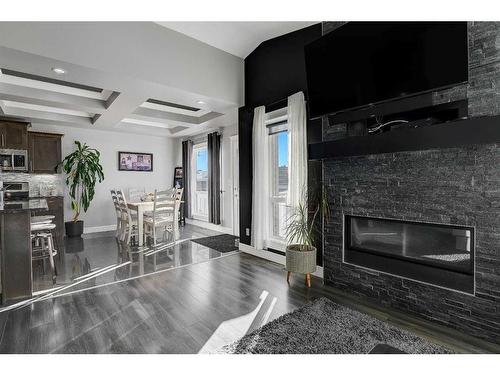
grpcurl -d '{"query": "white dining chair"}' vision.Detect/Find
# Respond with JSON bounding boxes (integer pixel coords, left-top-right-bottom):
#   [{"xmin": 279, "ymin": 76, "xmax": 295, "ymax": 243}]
[
  {"xmin": 110, "ymin": 189, "xmax": 122, "ymax": 238},
  {"xmin": 170, "ymin": 187, "xmax": 183, "ymax": 238},
  {"xmin": 143, "ymin": 189, "xmax": 178, "ymax": 247},
  {"xmin": 174, "ymin": 187, "xmax": 184, "ymax": 202},
  {"xmin": 116, "ymin": 189, "xmax": 139, "ymax": 245}
]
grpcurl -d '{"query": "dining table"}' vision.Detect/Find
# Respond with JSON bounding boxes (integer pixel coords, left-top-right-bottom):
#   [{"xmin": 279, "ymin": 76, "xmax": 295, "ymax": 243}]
[{"xmin": 127, "ymin": 200, "xmax": 182, "ymax": 246}]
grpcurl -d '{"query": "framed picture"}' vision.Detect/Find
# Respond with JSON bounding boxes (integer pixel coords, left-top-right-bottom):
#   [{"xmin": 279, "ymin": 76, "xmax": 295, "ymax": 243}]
[
  {"xmin": 174, "ymin": 167, "xmax": 183, "ymax": 179},
  {"xmin": 118, "ymin": 151, "xmax": 153, "ymax": 172}
]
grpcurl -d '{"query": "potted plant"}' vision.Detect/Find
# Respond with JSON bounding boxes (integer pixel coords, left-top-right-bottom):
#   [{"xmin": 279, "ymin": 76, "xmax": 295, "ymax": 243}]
[
  {"xmin": 285, "ymin": 187, "xmax": 329, "ymax": 287},
  {"xmin": 61, "ymin": 141, "xmax": 104, "ymax": 237}
]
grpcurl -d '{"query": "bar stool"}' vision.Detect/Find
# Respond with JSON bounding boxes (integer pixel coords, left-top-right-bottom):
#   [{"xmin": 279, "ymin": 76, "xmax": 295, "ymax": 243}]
[
  {"xmin": 31, "ymin": 214, "xmax": 57, "ymax": 250},
  {"xmin": 31, "ymin": 215, "xmax": 55, "ymax": 224},
  {"xmin": 31, "ymin": 221, "xmax": 58, "ymax": 284}
]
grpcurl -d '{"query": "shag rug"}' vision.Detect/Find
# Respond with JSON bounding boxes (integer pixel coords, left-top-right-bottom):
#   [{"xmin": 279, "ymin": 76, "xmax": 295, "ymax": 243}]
[
  {"xmin": 221, "ymin": 297, "xmax": 453, "ymax": 354},
  {"xmin": 191, "ymin": 234, "xmax": 239, "ymax": 253}
]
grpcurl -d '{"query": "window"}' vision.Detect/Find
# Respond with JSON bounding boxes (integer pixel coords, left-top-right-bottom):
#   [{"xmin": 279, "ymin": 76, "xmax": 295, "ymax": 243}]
[
  {"xmin": 191, "ymin": 143, "xmax": 209, "ymax": 220},
  {"xmin": 269, "ymin": 130, "xmax": 289, "ymax": 248}
]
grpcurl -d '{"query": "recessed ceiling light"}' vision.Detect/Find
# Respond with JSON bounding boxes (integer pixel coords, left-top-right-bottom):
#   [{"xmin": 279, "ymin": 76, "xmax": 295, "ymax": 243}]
[
  {"xmin": 51, "ymin": 67, "xmax": 66, "ymax": 74},
  {"xmin": 196, "ymin": 100, "xmax": 205, "ymax": 105}
]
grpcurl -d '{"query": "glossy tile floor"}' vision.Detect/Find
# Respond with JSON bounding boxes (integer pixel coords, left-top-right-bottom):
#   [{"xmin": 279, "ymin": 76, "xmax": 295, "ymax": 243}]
[{"xmin": 32, "ymin": 224, "xmax": 224, "ymax": 294}]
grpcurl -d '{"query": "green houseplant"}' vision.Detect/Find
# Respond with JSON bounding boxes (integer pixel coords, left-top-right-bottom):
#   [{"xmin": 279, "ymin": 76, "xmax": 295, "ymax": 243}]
[
  {"xmin": 285, "ymin": 186, "xmax": 329, "ymax": 287},
  {"xmin": 61, "ymin": 141, "xmax": 104, "ymax": 237}
]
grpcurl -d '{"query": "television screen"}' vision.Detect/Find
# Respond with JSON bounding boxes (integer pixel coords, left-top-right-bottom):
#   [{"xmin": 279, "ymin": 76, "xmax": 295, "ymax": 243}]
[{"xmin": 304, "ymin": 22, "xmax": 468, "ymax": 118}]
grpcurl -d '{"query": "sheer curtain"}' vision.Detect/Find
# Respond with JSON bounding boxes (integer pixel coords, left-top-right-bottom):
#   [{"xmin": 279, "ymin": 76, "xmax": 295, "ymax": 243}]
[
  {"xmin": 252, "ymin": 106, "xmax": 268, "ymax": 250},
  {"xmin": 287, "ymin": 91, "xmax": 308, "ymax": 210}
]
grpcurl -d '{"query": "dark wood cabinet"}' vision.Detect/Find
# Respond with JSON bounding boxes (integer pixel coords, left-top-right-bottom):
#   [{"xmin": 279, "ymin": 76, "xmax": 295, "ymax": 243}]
[
  {"xmin": 0, "ymin": 121, "xmax": 29, "ymax": 149},
  {"xmin": 45, "ymin": 197, "xmax": 64, "ymax": 242},
  {"xmin": 28, "ymin": 132, "xmax": 63, "ymax": 173}
]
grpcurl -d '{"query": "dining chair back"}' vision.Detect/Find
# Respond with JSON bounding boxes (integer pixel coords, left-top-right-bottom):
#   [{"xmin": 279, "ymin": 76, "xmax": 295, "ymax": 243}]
[
  {"xmin": 143, "ymin": 189, "xmax": 177, "ymax": 246},
  {"xmin": 116, "ymin": 189, "xmax": 138, "ymax": 245},
  {"xmin": 110, "ymin": 189, "xmax": 122, "ymax": 238},
  {"xmin": 152, "ymin": 189, "xmax": 176, "ymax": 218}
]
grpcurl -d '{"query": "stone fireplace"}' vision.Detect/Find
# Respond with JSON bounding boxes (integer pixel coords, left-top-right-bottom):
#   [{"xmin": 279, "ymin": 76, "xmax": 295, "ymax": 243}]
[
  {"xmin": 318, "ymin": 21, "xmax": 500, "ymax": 344},
  {"xmin": 344, "ymin": 215, "xmax": 474, "ymax": 294},
  {"xmin": 322, "ymin": 145, "xmax": 500, "ymax": 344}
]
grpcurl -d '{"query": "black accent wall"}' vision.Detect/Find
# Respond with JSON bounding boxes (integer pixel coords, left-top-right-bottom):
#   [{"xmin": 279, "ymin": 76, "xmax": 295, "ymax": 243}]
[
  {"xmin": 244, "ymin": 24, "xmax": 322, "ymax": 109},
  {"xmin": 322, "ymin": 21, "xmax": 500, "ymax": 343},
  {"xmin": 238, "ymin": 23, "xmax": 322, "ymax": 250}
]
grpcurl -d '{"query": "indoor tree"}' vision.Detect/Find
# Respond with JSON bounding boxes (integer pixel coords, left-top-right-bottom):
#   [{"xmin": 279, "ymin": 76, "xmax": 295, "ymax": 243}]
[{"xmin": 62, "ymin": 141, "xmax": 104, "ymax": 225}]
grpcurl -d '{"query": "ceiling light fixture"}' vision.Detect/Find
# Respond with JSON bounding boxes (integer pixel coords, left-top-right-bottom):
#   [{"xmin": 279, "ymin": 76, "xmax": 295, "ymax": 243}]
[
  {"xmin": 51, "ymin": 67, "xmax": 66, "ymax": 74},
  {"xmin": 196, "ymin": 100, "xmax": 205, "ymax": 105}
]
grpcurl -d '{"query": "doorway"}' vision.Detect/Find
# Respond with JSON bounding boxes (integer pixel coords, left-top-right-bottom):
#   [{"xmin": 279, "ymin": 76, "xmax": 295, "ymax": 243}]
[{"xmin": 191, "ymin": 142, "xmax": 209, "ymax": 221}]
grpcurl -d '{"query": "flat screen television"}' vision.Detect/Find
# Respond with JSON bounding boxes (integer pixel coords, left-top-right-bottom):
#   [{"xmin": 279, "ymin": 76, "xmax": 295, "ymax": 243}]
[{"xmin": 304, "ymin": 22, "xmax": 468, "ymax": 118}]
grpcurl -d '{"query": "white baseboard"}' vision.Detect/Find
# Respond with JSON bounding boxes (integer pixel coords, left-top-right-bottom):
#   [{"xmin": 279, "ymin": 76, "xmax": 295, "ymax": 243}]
[
  {"xmin": 239, "ymin": 243, "xmax": 324, "ymax": 278},
  {"xmin": 185, "ymin": 218, "xmax": 233, "ymax": 235},
  {"xmin": 84, "ymin": 224, "xmax": 117, "ymax": 234}
]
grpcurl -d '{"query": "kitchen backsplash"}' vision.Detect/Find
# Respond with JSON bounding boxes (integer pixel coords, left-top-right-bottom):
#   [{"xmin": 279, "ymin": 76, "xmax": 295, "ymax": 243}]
[{"xmin": 0, "ymin": 172, "xmax": 63, "ymax": 197}]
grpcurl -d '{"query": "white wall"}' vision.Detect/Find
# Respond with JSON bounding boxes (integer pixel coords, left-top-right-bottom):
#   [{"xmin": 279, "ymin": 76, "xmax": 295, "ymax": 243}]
[
  {"xmin": 31, "ymin": 123, "xmax": 179, "ymax": 231},
  {"xmin": 220, "ymin": 125, "xmax": 238, "ymax": 230}
]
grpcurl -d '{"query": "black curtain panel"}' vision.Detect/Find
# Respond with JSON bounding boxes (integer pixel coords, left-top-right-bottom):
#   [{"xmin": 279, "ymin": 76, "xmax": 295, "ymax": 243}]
[
  {"xmin": 208, "ymin": 131, "xmax": 221, "ymax": 224},
  {"xmin": 181, "ymin": 140, "xmax": 193, "ymax": 219}
]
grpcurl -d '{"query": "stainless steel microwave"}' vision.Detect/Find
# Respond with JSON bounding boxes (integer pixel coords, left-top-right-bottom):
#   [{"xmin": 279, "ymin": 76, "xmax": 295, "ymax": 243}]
[{"xmin": 0, "ymin": 149, "xmax": 28, "ymax": 171}]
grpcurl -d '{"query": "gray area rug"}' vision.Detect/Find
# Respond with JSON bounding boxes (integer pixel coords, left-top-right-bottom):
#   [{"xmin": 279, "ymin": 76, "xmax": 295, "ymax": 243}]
[
  {"xmin": 222, "ymin": 297, "xmax": 453, "ymax": 354},
  {"xmin": 191, "ymin": 234, "xmax": 239, "ymax": 253}
]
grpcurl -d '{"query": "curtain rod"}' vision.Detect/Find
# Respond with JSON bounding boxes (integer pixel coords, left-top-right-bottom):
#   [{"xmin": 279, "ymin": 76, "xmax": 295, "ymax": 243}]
[
  {"xmin": 182, "ymin": 129, "xmax": 221, "ymax": 144},
  {"xmin": 263, "ymin": 92, "xmax": 306, "ymax": 113},
  {"xmin": 265, "ymin": 97, "xmax": 287, "ymax": 113}
]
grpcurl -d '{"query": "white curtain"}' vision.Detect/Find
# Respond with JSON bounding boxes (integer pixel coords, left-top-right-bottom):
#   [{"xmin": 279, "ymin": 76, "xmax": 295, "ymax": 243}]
[
  {"xmin": 252, "ymin": 106, "xmax": 268, "ymax": 250},
  {"xmin": 287, "ymin": 91, "xmax": 308, "ymax": 210}
]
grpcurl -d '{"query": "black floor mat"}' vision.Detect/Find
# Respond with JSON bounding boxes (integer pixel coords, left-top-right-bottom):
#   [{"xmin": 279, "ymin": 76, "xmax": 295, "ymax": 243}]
[{"xmin": 191, "ymin": 234, "xmax": 239, "ymax": 253}]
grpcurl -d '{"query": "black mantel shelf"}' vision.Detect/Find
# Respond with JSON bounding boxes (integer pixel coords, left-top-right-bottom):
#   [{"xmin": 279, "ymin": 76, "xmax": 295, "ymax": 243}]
[{"xmin": 309, "ymin": 115, "xmax": 500, "ymax": 160}]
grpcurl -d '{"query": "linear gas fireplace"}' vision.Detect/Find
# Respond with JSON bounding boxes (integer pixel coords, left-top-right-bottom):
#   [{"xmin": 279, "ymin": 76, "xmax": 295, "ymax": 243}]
[{"xmin": 344, "ymin": 215, "xmax": 475, "ymax": 294}]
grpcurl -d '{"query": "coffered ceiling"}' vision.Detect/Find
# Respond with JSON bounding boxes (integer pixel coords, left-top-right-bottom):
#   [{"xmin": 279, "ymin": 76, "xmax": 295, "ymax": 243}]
[{"xmin": 0, "ymin": 22, "xmax": 243, "ymax": 138}]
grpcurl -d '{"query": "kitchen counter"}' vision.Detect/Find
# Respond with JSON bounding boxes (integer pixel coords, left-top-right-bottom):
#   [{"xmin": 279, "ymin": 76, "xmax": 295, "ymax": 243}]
[
  {"xmin": 0, "ymin": 198, "xmax": 49, "ymax": 304},
  {"xmin": 0, "ymin": 198, "xmax": 48, "ymax": 214},
  {"xmin": 29, "ymin": 195, "xmax": 64, "ymax": 199}
]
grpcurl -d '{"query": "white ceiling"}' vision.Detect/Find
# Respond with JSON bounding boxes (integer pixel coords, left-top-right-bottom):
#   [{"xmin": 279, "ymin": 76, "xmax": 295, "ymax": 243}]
[
  {"xmin": 0, "ymin": 22, "xmax": 317, "ymax": 137},
  {"xmin": 0, "ymin": 22, "xmax": 243, "ymax": 138},
  {"xmin": 157, "ymin": 22, "xmax": 318, "ymax": 58}
]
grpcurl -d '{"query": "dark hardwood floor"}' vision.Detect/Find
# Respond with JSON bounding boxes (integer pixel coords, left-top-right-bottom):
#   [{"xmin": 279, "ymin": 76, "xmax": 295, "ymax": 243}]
[{"xmin": 1, "ymin": 251, "xmax": 499, "ymax": 353}]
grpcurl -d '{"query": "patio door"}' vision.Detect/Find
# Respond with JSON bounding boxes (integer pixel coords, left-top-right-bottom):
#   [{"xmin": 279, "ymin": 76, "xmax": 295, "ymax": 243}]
[{"xmin": 191, "ymin": 142, "xmax": 209, "ymax": 220}]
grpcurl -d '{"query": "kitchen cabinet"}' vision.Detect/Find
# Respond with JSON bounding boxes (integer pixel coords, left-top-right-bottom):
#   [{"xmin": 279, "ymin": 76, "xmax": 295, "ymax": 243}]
[
  {"xmin": 0, "ymin": 121, "xmax": 29, "ymax": 150},
  {"xmin": 28, "ymin": 132, "xmax": 63, "ymax": 173},
  {"xmin": 45, "ymin": 196, "xmax": 64, "ymax": 242}
]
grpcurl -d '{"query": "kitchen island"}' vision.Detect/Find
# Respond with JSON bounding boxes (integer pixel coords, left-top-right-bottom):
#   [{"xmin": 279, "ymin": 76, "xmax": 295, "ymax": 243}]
[{"xmin": 0, "ymin": 199, "xmax": 48, "ymax": 304}]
